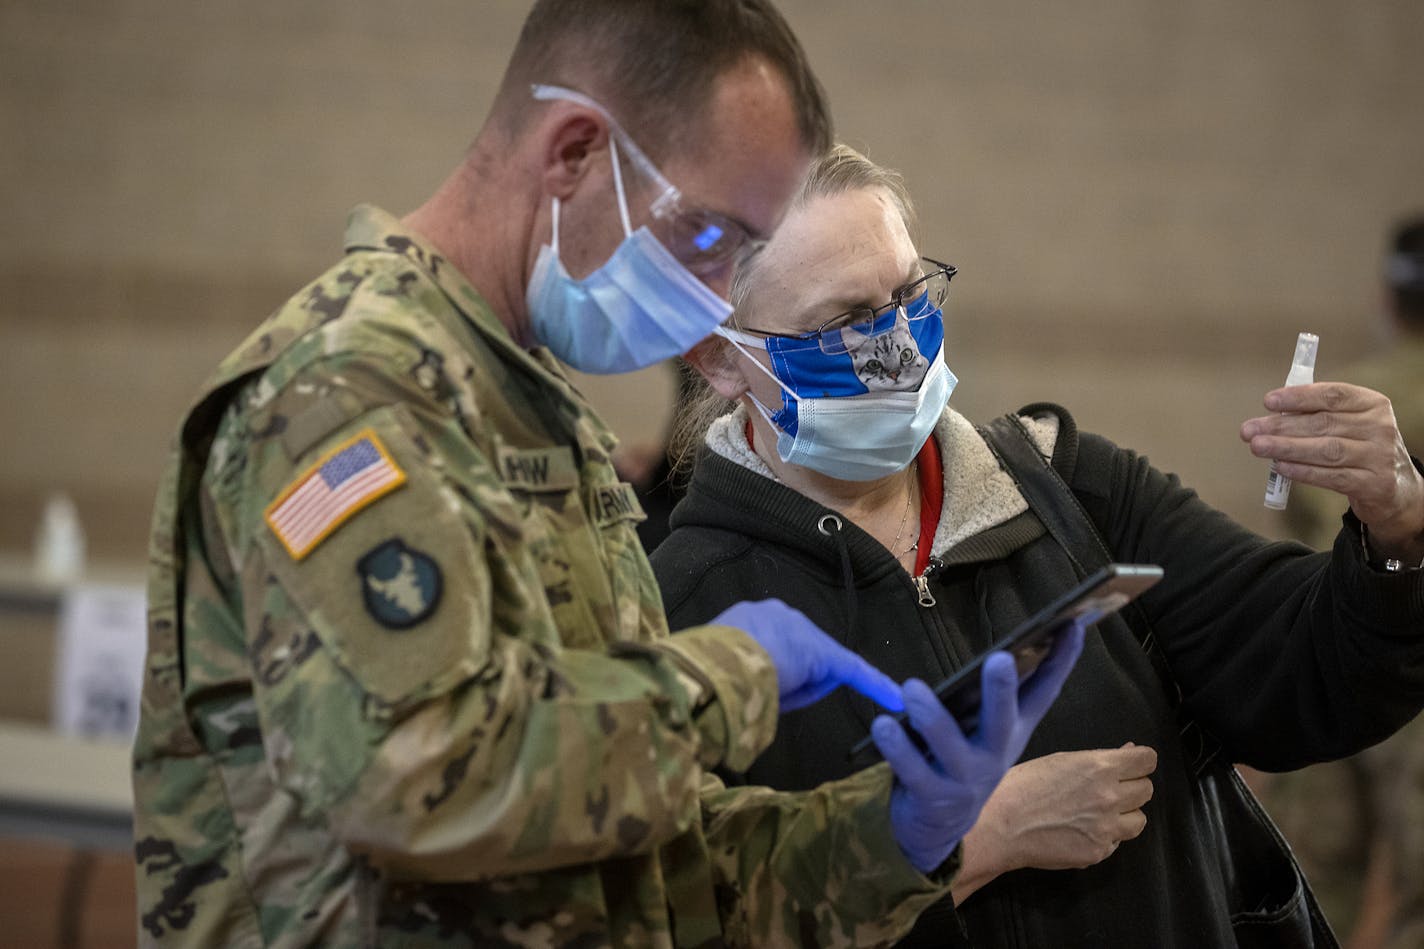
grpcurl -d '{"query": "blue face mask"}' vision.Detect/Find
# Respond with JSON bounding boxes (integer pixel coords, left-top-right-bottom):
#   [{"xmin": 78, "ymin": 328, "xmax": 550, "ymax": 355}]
[
  {"xmin": 525, "ymin": 98, "xmax": 733, "ymax": 374},
  {"xmin": 716, "ymin": 299, "xmax": 957, "ymax": 481}
]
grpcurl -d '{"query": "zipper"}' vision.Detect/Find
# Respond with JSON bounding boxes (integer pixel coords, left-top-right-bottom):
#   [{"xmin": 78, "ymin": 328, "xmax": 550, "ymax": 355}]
[{"xmin": 912, "ymin": 557, "xmax": 944, "ymax": 608}]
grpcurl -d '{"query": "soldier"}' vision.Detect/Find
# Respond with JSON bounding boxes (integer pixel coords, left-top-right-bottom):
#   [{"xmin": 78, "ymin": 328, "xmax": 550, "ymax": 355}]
[{"xmin": 131, "ymin": 2, "xmax": 1084, "ymax": 946}]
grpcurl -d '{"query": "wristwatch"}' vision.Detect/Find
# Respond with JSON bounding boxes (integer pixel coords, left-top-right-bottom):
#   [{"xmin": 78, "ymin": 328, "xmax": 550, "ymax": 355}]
[{"xmin": 1360, "ymin": 524, "xmax": 1424, "ymax": 573}]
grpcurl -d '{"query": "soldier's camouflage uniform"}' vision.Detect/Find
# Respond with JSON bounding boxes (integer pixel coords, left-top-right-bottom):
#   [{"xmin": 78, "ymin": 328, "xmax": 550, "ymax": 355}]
[{"xmin": 132, "ymin": 206, "xmax": 954, "ymax": 948}]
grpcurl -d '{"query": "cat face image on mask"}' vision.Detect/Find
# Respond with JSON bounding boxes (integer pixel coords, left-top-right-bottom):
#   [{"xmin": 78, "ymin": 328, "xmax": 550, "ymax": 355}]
[{"xmin": 843, "ymin": 316, "xmax": 929, "ymax": 391}]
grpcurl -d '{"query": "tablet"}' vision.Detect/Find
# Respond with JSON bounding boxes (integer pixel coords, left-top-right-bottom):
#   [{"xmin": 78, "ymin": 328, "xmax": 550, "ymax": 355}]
[{"xmin": 848, "ymin": 563, "xmax": 1163, "ymax": 762}]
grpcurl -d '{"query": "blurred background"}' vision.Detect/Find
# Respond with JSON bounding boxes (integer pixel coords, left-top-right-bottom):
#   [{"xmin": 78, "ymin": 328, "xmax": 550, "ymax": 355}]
[{"xmin": 1, "ymin": 0, "xmax": 1420, "ymax": 944}]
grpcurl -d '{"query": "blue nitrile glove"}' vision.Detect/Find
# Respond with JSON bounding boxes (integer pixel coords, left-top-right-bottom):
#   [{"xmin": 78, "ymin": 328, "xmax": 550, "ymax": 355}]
[
  {"xmin": 872, "ymin": 619, "xmax": 1087, "ymax": 873},
  {"xmin": 712, "ymin": 599, "xmax": 904, "ymax": 713}
]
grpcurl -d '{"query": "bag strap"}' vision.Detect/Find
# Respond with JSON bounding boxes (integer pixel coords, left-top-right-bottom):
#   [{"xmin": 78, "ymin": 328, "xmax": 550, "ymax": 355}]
[
  {"xmin": 978, "ymin": 411, "xmax": 1220, "ymax": 775},
  {"xmin": 981, "ymin": 410, "xmax": 1338, "ymax": 948}
]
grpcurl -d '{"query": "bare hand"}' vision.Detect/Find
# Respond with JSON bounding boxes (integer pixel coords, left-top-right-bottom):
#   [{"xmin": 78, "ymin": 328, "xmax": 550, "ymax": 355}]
[
  {"xmin": 965, "ymin": 744, "xmax": 1156, "ymax": 884},
  {"xmin": 1240, "ymin": 382, "xmax": 1424, "ymax": 559}
]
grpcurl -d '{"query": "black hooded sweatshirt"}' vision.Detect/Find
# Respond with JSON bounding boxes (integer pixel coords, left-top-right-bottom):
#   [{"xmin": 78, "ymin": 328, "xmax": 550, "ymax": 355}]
[{"xmin": 651, "ymin": 404, "xmax": 1424, "ymax": 948}]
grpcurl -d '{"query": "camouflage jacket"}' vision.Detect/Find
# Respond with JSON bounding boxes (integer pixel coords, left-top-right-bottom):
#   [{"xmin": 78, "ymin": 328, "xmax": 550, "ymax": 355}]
[{"xmin": 132, "ymin": 206, "xmax": 953, "ymax": 948}]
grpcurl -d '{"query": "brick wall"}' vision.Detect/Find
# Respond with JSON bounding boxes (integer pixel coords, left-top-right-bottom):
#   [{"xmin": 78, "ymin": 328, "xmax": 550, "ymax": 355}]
[{"xmin": 2, "ymin": 0, "xmax": 1422, "ymax": 561}]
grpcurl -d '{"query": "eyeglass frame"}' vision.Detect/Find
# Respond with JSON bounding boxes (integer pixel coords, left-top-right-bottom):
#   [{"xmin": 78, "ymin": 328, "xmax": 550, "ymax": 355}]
[
  {"xmin": 530, "ymin": 84, "xmax": 765, "ymax": 274},
  {"xmin": 736, "ymin": 256, "xmax": 958, "ymax": 343}
]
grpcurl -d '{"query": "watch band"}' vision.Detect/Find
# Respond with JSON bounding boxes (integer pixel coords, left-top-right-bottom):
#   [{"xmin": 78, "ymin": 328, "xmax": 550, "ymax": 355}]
[{"xmin": 1360, "ymin": 523, "xmax": 1424, "ymax": 573}]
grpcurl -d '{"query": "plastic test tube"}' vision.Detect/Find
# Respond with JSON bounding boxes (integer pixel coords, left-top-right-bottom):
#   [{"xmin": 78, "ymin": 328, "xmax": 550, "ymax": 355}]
[{"xmin": 1263, "ymin": 332, "xmax": 1320, "ymax": 510}]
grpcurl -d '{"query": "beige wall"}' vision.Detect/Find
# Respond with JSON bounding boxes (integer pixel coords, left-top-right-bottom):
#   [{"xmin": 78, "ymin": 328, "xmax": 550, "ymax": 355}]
[{"xmin": 3, "ymin": 0, "xmax": 1422, "ymax": 562}]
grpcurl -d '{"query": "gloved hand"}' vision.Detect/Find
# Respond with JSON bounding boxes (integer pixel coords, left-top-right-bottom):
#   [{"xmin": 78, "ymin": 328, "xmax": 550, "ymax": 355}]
[
  {"xmin": 872, "ymin": 620, "xmax": 1087, "ymax": 874},
  {"xmin": 712, "ymin": 599, "xmax": 904, "ymax": 713}
]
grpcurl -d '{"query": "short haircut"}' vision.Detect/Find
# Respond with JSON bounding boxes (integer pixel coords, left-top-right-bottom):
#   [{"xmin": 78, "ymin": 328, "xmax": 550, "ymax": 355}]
[
  {"xmin": 1388, "ymin": 213, "xmax": 1424, "ymax": 324},
  {"xmin": 495, "ymin": 0, "xmax": 831, "ymax": 161}
]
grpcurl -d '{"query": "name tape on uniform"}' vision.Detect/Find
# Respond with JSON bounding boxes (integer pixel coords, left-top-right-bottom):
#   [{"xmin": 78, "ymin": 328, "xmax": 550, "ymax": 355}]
[
  {"xmin": 265, "ymin": 429, "xmax": 407, "ymax": 560},
  {"xmin": 496, "ymin": 444, "xmax": 579, "ymax": 493},
  {"xmin": 587, "ymin": 482, "xmax": 646, "ymax": 528}
]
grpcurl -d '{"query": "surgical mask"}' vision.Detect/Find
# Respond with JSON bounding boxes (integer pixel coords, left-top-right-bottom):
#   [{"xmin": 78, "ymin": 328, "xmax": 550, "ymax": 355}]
[
  {"xmin": 525, "ymin": 93, "xmax": 733, "ymax": 374},
  {"xmin": 715, "ymin": 305, "xmax": 956, "ymax": 481}
]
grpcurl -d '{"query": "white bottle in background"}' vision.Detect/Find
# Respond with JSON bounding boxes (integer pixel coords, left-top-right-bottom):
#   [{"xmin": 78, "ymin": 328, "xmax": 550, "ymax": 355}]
[
  {"xmin": 1263, "ymin": 333, "xmax": 1320, "ymax": 510},
  {"xmin": 35, "ymin": 491, "xmax": 86, "ymax": 583}
]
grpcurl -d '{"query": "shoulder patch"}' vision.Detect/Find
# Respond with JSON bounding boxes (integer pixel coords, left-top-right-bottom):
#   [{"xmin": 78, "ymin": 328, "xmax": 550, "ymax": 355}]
[
  {"xmin": 357, "ymin": 538, "xmax": 443, "ymax": 629},
  {"xmin": 265, "ymin": 429, "xmax": 407, "ymax": 560}
]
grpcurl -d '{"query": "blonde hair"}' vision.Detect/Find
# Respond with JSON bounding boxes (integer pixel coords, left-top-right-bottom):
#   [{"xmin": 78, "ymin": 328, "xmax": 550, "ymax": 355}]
[{"xmin": 668, "ymin": 144, "xmax": 918, "ymax": 479}]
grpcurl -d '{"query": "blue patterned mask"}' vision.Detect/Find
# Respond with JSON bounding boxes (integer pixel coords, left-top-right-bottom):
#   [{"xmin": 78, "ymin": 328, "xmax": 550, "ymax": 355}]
[{"xmin": 715, "ymin": 300, "xmax": 956, "ymax": 481}]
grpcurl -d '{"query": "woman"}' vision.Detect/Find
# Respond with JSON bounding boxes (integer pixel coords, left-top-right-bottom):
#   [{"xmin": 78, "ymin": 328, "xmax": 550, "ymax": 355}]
[{"xmin": 651, "ymin": 145, "xmax": 1424, "ymax": 947}]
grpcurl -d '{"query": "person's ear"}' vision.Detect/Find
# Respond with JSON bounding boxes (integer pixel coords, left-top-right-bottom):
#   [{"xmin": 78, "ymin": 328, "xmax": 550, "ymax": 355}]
[
  {"xmin": 538, "ymin": 108, "xmax": 609, "ymax": 200},
  {"xmin": 684, "ymin": 335, "xmax": 750, "ymax": 400}
]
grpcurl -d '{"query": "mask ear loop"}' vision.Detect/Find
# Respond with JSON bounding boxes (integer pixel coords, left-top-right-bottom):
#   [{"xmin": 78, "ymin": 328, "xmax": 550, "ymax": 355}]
[
  {"xmin": 712, "ymin": 325, "xmax": 801, "ymax": 415},
  {"xmin": 544, "ymin": 124, "xmax": 633, "ymax": 257},
  {"xmin": 549, "ymin": 196, "xmax": 562, "ymax": 255}
]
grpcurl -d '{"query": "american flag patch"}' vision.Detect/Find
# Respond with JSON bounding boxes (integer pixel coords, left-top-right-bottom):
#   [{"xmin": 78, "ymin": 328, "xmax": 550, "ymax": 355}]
[{"xmin": 264, "ymin": 429, "xmax": 407, "ymax": 560}]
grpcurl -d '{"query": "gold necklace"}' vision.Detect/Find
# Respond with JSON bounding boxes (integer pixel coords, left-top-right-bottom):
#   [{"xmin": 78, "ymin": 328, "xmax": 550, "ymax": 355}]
[{"xmin": 889, "ymin": 462, "xmax": 918, "ymax": 557}]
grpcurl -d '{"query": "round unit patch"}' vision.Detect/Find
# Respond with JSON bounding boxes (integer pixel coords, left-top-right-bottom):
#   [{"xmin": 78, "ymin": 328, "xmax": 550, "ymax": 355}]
[{"xmin": 357, "ymin": 538, "xmax": 443, "ymax": 629}]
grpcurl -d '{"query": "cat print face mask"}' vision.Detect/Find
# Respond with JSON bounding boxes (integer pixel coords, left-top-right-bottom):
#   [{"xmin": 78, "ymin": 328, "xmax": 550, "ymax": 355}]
[{"xmin": 714, "ymin": 294, "xmax": 957, "ymax": 481}]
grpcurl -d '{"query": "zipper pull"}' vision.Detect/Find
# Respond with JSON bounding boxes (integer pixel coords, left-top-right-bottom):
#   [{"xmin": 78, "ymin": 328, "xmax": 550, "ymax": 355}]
[
  {"xmin": 913, "ymin": 557, "xmax": 944, "ymax": 608},
  {"xmin": 913, "ymin": 574, "xmax": 936, "ymax": 608}
]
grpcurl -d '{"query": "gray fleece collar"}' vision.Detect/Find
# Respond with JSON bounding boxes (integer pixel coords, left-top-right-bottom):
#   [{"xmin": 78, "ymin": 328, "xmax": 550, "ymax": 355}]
[{"xmin": 704, "ymin": 404, "xmax": 1059, "ymax": 558}]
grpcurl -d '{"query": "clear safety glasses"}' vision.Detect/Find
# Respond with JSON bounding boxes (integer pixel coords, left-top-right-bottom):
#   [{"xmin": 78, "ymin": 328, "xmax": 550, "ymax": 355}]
[{"xmin": 531, "ymin": 84, "xmax": 763, "ymax": 276}]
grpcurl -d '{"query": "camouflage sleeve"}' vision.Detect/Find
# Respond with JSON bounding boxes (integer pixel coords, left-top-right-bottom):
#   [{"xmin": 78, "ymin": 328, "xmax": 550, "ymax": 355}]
[
  {"xmin": 699, "ymin": 766, "xmax": 956, "ymax": 947},
  {"xmin": 640, "ymin": 624, "xmax": 779, "ymax": 773},
  {"xmin": 216, "ymin": 348, "xmax": 776, "ymax": 882}
]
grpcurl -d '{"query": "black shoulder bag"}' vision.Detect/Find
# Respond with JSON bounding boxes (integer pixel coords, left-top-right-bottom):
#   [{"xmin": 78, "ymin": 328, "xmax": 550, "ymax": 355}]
[{"xmin": 981, "ymin": 411, "xmax": 1340, "ymax": 949}]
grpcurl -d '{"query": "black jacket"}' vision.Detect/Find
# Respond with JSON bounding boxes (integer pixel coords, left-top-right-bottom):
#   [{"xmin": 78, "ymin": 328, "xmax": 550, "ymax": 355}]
[{"xmin": 651, "ymin": 405, "xmax": 1424, "ymax": 948}]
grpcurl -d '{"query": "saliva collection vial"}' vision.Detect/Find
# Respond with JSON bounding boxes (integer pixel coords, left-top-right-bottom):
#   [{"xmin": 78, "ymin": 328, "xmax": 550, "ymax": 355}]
[{"xmin": 1263, "ymin": 332, "xmax": 1320, "ymax": 510}]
